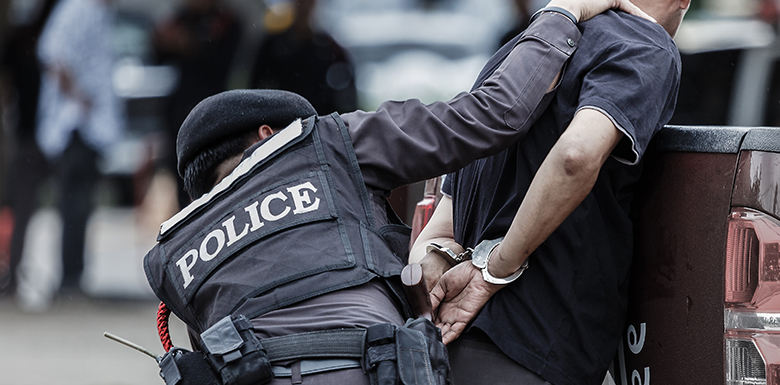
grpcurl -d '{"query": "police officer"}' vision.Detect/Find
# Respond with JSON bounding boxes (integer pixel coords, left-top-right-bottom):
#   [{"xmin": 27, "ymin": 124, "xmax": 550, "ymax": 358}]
[{"xmin": 143, "ymin": 1, "xmax": 653, "ymax": 384}]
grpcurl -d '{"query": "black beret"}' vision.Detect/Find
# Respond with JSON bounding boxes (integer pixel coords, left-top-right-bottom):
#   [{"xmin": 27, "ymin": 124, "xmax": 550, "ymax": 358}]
[{"xmin": 176, "ymin": 89, "xmax": 317, "ymax": 176}]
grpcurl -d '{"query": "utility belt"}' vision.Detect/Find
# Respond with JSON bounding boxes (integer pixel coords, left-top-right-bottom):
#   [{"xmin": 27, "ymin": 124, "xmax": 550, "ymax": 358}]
[{"xmin": 158, "ymin": 315, "xmax": 450, "ymax": 385}]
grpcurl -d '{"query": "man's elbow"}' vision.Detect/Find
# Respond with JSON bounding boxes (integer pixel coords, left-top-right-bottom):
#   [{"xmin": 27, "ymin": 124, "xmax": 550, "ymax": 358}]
[{"xmin": 560, "ymin": 144, "xmax": 603, "ymax": 180}]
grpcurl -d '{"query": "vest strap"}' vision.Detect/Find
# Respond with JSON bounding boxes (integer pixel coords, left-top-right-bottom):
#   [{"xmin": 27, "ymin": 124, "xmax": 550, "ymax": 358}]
[
  {"xmin": 263, "ymin": 328, "xmax": 367, "ymax": 363},
  {"xmin": 271, "ymin": 358, "xmax": 362, "ymax": 377}
]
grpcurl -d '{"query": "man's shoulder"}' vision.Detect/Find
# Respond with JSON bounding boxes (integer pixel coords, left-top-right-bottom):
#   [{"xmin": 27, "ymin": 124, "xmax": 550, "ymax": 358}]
[{"xmin": 581, "ymin": 10, "xmax": 677, "ymax": 54}]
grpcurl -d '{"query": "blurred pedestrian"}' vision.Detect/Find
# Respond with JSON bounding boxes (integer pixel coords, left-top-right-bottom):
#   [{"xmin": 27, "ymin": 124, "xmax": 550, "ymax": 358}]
[
  {"xmin": 153, "ymin": 0, "xmax": 242, "ymax": 207},
  {"xmin": 250, "ymin": 0, "xmax": 357, "ymax": 115},
  {"xmin": 35, "ymin": 0, "xmax": 125, "ymax": 296},
  {"xmin": 0, "ymin": 0, "xmax": 59, "ymax": 297}
]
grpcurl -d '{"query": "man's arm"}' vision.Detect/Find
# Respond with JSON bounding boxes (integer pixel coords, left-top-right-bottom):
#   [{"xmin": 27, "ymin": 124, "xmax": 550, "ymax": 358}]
[
  {"xmin": 409, "ymin": 196, "xmax": 460, "ymax": 291},
  {"xmin": 429, "ymin": 108, "xmax": 623, "ymax": 344}
]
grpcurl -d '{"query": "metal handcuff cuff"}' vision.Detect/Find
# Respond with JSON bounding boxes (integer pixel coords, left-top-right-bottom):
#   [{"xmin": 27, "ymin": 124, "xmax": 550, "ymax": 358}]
[
  {"xmin": 425, "ymin": 243, "xmax": 473, "ymax": 266},
  {"xmin": 427, "ymin": 237, "xmax": 529, "ymax": 285}
]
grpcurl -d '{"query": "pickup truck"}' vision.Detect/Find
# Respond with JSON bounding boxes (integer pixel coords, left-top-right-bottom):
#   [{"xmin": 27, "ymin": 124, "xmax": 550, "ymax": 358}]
[
  {"xmin": 408, "ymin": 124, "xmax": 780, "ymax": 385},
  {"xmin": 611, "ymin": 125, "xmax": 780, "ymax": 385}
]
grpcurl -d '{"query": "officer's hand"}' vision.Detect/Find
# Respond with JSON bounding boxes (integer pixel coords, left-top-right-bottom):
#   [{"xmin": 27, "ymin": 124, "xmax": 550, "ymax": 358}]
[
  {"xmin": 430, "ymin": 262, "xmax": 502, "ymax": 345},
  {"xmin": 547, "ymin": 0, "xmax": 656, "ymax": 23}
]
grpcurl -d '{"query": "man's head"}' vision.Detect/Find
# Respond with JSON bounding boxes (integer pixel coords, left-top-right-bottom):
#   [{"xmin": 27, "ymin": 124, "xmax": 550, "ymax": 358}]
[
  {"xmin": 177, "ymin": 89, "xmax": 316, "ymax": 199},
  {"xmin": 632, "ymin": 0, "xmax": 691, "ymax": 37}
]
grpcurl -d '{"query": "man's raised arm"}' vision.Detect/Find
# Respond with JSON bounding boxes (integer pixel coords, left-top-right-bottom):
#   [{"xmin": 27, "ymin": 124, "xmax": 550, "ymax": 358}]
[{"xmin": 346, "ymin": 0, "xmax": 651, "ymax": 192}]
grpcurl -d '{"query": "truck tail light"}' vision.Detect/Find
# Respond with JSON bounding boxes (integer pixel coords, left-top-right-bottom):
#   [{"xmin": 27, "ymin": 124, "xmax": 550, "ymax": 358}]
[
  {"xmin": 726, "ymin": 208, "xmax": 780, "ymax": 385},
  {"xmin": 725, "ymin": 208, "xmax": 780, "ymax": 310},
  {"xmin": 409, "ymin": 177, "xmax": 442, "ymax": 247},
  {"xmin": 410, "ymin": 194, "xmax": 436, "ymax": 247}
]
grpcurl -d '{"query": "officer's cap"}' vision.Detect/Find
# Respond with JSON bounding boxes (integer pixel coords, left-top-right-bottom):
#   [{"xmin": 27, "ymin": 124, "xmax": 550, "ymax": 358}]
[{"xmin": 176, "ymin": 89, "xmax": 317, "ymax": 176}]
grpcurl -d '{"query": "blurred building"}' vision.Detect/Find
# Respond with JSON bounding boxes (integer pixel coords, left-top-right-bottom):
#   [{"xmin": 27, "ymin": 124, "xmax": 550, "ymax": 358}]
[{"xmin": 701, "ymin": 0, "xmax": 760, "ymax": 17}]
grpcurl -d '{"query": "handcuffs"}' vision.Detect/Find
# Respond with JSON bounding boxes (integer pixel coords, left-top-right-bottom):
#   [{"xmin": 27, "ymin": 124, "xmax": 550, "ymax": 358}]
[
  {"xmin": 425, "ymin": 243, "xmax": 472, "ymax": 266},
  {"xmin": 426, "ymin": 237, "xmax": 529, "ymax": 285}
]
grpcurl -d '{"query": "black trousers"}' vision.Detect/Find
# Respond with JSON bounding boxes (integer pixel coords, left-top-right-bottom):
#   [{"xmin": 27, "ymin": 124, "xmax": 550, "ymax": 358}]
[{"xmin": 448, "ymin": 329, "xmax": 552, "ymax": 385}]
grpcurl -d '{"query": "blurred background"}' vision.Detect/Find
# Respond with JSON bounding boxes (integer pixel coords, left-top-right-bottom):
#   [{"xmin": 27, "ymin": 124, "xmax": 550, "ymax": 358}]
[{"xmin": 0, "ymin": 0, "xmax": 779, "ymax": 383}]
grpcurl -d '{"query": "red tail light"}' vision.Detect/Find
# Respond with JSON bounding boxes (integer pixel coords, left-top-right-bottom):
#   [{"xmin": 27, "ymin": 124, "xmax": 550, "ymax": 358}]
[
  {"xmin": 410, "ymin": 194, "xmax": 436, "ymax": 247},
  {"xmin": 0, "ymin": 207, "xmax": 13, "ymax": 272},
  {"xmin": 409, "ymin": 177, "xmax": 442, "ymax": 247},
  {"xmin": 726, "ymin": 208, "xmax": 780, "ymax": 310},
  {"xmin": 725, "ymin": 208, "xmax": 780, "ymax": 385}
]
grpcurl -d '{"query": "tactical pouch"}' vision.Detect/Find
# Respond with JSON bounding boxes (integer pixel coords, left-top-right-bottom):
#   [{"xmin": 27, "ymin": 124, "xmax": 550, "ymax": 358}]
[
  {"xmin": 200, "ymin": 314, "xmax": 273, "ymax": 385},
  {"xmin": 158, "ymin": 347, "xmax": 220, "ymax": 385},
  {"xmin": 365, "ymin": 318, "xmax": 451, "ymax": 385}
]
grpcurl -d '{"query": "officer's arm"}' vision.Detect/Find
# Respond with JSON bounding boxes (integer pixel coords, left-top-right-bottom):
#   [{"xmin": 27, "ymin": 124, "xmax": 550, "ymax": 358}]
[
  {"xmin": 347, "ymin": 0, "xmax": 652, "ymax": 192},
  {"xmin": 345, "ymin": 12, "xmax": 581, "ymax": 192}
]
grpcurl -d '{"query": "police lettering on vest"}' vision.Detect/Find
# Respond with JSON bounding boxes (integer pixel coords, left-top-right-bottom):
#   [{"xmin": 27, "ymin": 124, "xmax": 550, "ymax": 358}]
[{"xmin": 177, "ymin": 181, "xmax": 322, "ymax": 289}]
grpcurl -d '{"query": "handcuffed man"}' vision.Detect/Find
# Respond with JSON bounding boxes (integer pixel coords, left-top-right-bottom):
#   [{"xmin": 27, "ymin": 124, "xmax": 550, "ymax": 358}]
[{"xmin": 411, "ymin": 0, "xmax": 688, "ymax": 384}]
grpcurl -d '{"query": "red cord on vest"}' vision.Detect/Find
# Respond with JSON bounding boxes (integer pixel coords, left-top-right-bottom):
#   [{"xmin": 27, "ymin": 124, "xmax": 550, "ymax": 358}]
[{"xmin": 157, "ymin": 301, "xmax": 174, "ymax": 352}]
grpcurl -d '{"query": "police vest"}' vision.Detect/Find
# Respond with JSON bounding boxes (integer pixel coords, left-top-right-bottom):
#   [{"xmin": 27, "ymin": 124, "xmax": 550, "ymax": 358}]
[{"xmin": 144, "ymin": 115, "xmax": 411, "ymax": 332}]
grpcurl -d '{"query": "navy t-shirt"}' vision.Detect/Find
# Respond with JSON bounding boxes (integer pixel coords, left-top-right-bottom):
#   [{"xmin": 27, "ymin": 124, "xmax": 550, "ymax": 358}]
[{"xmin": 443, "ymin": 11, "xmax": 680, "ymax": 385}]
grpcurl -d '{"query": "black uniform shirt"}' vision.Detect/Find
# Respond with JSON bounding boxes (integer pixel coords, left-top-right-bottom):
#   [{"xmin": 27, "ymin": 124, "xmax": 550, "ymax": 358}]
[{"xmin": 443, "ymin": 10, "xmax": 681, "ymax": 385}]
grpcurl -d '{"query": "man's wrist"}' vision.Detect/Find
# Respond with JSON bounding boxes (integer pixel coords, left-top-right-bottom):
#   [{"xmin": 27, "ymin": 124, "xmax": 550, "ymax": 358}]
[
  {"xmin": 485, "ymin": 247, "xmax": 530, "ymax": 284},
  {"xmin": 419, "ymin": 252, "xmax": 452, "ymax": 289},
  {"xmin": 471, "ymin": 238, "xmax": 529, "ymax": 285}
]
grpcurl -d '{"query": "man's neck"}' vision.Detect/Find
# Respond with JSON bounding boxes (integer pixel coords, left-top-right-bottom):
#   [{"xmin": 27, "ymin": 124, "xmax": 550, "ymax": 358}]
[
  {"xmin": 633, "ymin": 1, "xmax": 685, "ymax": 37},
  {"xmin": 214, "ymin": 153, "xmax": 244, "ymax": 187}
]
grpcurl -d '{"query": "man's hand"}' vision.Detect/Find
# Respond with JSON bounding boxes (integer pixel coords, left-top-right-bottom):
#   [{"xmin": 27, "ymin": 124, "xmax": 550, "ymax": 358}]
[
  {"xmin": 419, "ymin": 252, "xmax": 452, "ymax": 291},
  {"xmin": 548, "ymin": 0, "xmax": 656, "ymax": 23},
  {"xmin": 430, "ymin": 262, "xmax": 502, "ymax": 344}
]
